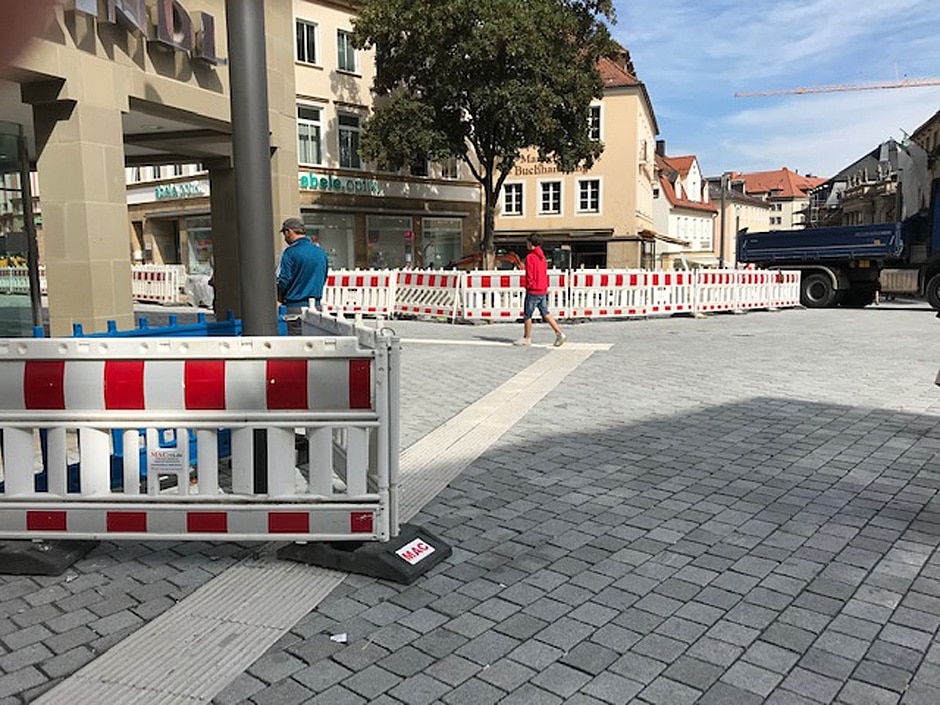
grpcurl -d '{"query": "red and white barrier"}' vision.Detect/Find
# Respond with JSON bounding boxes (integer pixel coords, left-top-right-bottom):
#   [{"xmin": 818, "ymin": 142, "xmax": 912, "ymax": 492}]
[
  {"xmin": 569, "ymin": 270, "xmax": 647, "ymax": 318},
  {"xmin": 0, "ymin": 327, "xmax": 399, "ymax": 543},
  {"xmin": 131, "ymin": 265, "xmax": 187, "ymax": 305},
  {"xmin": 695, "ymin": 270, "xmax": 739, "ymax": 313},
  {"xmin": 647, "ymin": 271, "xmax": 696, "ymax": 316},
  {"xmin": 394, "ymin": 271, "xmax": 461, "ymax": 320},
  {"xmin": 322, "ymin": 269, "xmax": 397, "ymax": 317},
  {"xmin": 460, "ymin": 271, "xmax": 525, "ymax": 320}
]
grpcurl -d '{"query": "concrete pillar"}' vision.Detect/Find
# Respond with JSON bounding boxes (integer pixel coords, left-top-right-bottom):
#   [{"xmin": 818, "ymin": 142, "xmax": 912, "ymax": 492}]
[
  {"xmin": 207, "ymin": 160, "xmax": 240, "ymax": 318},
  {"xmin": 32, "ymin": 98, "xmax": 133, "ymax": 335}
]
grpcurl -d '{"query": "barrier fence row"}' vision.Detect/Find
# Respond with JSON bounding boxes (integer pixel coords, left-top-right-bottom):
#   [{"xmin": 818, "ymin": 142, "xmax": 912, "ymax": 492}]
[
  {"xmin": 320, "ymin": 268, "xmax": 801, "ymax": 321},
  {"xmin": 0, "ymin": 315, "xmax": 401, "ymax": 545}
]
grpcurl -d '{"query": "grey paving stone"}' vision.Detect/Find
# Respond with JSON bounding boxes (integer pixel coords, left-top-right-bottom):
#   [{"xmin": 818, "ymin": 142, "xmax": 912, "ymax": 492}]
[
  {"xmin": 608, "ymin": 651, "xmax": 667, "ymax": 685},
  {"xmin": 386, "ymin": 673, "xmax": 450, "ymax": 705},
  {"xmin": 292, "ymin": 660, "xmax": 353, "ymax": 693},
  {"xmin": 410, "ymin": 628, "xmax": 468, "ymax": 659},
  {"xmin": 782, "ymin": 666, "xmax": 844, "ymax": 703},
  {"xmin": 499, "ymin": 683, "xmax": 563, "ymax": 705},
  {"xmin": 663, "ymin": 655, "xmax": 724, "ymax": 691},
  {"xmin": 838, "ymin": 679, "xmax": 902, "ymax": 705},
  {"xmin": 721, "ymin": 660, "xmax": 784, "ymax": 697},
  {"xmin": 853, "ymin": 660, "xmax": 913, "ymax": 694},
  {"xmin": 340, "ymin": 664, "xmax": 402, "ymax": 700},
  {"xmin": 742, "ymin": 640, "xmax": 801, "ymax": 674},
  {"xmin": 814, "ymin": 629, "xmax": 873, "ymax": 661},
  {"xmin": 580, "ymin": 671, "xmax": 644, "ymax": 705},
  {"xmin": 250, "ymin": 678, "xmax": 319, "ymax": 705},
  {"xmin": 685, "ymin": 636, "xmax": 744, "ymax": 668},
  {"xmin": 38, "ymin": 645, "xmax": 94, "ymax": 680},
  {"xmin": 560, "ymin": 641, "xmax": 619, "ymax": 676},
  {"xmin": 213, "ymin": 672, "xmax": 268, "ymax": 704},
  {"xmin": 639, "ymin": 676, "xmax": 702, "ymax": 705},
  {"xmin": 508, "ymin": 639, "xmax": 565, "ymax": 671},
  {"xmin": 455, "ymin": 630, "xmax": 519, "ymax": 666},
  {"xmin": 303, "ymin": 684, "xmax": 365, "ymax": 705}
]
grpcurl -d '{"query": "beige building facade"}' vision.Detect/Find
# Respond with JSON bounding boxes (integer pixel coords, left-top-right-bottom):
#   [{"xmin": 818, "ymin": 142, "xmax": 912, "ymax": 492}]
[
  {"xmin": 1, "ymin": 0, "xmax": 300, "ymax": 334},
  {"xmin": 493, "ymin": 53, "xmax": 660, "ymax": 269}
]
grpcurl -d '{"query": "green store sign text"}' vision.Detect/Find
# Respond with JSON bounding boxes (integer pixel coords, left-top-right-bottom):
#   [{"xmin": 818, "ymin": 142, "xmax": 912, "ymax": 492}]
[
  {"xmin": 155, "ymin": 181, "xmax": 207, "ymax": 200},
  {"xmin": 299, "ymin": 172, "xmax": 384, "ymax": 196}
]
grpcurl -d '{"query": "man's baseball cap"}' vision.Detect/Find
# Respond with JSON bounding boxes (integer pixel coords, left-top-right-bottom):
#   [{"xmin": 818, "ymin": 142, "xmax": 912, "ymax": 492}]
[{"xmin": 281, "ymin": 217, "xmax": 305, "ymax": 233}]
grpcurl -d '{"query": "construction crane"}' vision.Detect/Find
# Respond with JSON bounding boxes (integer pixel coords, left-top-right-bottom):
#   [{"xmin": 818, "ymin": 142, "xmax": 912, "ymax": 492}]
[{"xmin": 735, "ymin": 77, "xmax": 940, "ymax": 98}]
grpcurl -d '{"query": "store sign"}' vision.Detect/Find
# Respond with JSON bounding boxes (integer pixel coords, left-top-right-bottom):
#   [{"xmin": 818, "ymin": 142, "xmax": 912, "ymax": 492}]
[
  {"xmin": 300, "ymin": 172, "xmax": 385, "ymax": 197},
  {"xmin": 74, "ymin": 0, "xmax": 221, "ymax": 65},
  {"xmin": 155, "ymin": 181, "xmax": 207, "ymax": 200}
]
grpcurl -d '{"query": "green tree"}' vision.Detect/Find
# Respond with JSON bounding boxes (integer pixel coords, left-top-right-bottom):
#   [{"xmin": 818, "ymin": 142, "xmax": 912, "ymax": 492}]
[{"xmin": 354, "ymin": 0, "xmax": 615, "ymax": 264}]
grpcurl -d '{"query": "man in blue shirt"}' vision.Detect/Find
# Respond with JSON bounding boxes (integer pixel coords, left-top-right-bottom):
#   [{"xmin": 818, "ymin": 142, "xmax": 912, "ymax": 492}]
[{"xmin": 276, "ymin": 217, "xmax": 329, "ymax": 335}]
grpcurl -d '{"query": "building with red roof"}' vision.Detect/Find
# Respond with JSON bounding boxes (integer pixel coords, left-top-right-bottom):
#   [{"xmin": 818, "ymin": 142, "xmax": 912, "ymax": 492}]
[
  {"xmin": 730, "ymin": 168, "xmax": 826, "ymax": 230},
  {"xmin": 652, "ymin": 145, "xmax": 718, "ymax": 267}
]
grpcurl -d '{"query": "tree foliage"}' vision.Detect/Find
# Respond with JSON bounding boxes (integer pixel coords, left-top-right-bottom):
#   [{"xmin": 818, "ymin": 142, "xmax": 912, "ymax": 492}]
[{"xmin": 353, "ymin": 0, "xmax": 616, "ymax": 257}]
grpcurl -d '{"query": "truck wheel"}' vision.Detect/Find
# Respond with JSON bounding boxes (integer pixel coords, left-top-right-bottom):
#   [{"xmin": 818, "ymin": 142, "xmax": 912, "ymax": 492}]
[
  {"xmin": 801, "ymin": 273, "xmax": 837, "ymax": 308},
  {"xmin": 927, "ymin": 273, "xmax": 940, "ymax": 310}
]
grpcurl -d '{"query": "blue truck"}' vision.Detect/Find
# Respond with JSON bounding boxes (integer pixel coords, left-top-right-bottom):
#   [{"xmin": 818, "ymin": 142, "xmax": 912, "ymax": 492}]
[{"xmin": 737, "ymin": 178, "xmax": 940, "ymax": 309}]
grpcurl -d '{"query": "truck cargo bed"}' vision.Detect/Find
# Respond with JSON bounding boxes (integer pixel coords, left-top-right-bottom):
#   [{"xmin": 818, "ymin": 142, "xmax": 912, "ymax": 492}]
[{"xmin": 738, "ymin": 223, "xmax": 903, "ymax": 264}]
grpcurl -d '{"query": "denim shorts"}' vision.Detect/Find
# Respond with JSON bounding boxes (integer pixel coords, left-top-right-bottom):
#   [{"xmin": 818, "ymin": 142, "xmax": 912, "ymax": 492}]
[{"xmin": 524, "ymin": 293, "xmax": 550, "ymax": 320}]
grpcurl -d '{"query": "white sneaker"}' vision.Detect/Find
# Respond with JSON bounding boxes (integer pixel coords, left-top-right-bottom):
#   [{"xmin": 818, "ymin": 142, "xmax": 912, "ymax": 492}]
[
  {"xmin": 553, "ymin": 332, "xmax": 567, "ymax": 347},
  {"xmin": 513, "ymin": 338, "xmax": 531, "ymax": 347}
]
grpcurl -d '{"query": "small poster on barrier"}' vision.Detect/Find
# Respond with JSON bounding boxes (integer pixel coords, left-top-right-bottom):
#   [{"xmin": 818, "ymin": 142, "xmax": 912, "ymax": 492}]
[{"xmin": 148, "ymin": 448, "xmax": 187, "ymax": 475}]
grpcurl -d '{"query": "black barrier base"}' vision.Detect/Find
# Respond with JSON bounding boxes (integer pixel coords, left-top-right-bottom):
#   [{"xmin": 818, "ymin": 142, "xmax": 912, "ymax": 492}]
[
  {"xmin": 278, "ymin": 523, "xmax": 451, "ymax": 585},
  {"xmin": 0, "ymin": 540, "xmax": 98, "ymax": 576}
]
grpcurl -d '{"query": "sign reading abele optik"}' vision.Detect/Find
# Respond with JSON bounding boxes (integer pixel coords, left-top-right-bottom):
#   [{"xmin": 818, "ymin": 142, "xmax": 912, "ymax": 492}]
[{"xmin": 73, "ymin": 0, "xmax": 221, "ymax": 64}]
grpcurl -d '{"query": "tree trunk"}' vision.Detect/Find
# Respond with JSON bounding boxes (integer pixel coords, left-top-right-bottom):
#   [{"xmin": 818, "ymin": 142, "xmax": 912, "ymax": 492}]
[{"xmin": 482, "ymin": 185, "xmax": 497, "ymax": 270}]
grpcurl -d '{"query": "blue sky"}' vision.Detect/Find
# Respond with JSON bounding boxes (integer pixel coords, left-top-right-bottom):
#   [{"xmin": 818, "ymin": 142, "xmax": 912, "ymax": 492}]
[{"xmin": 613, "ymin": 0, "xmax": 940, "ymax": 179}]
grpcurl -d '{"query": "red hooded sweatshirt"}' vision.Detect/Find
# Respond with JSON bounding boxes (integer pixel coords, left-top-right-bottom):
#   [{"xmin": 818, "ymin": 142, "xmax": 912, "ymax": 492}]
[{"xmin": 524, "ymin": 246, "xmax": 549, "ymax": 294}]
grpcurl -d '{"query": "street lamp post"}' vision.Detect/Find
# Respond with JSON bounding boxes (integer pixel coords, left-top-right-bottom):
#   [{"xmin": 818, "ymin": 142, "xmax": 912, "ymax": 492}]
[{"xmin": 225, "ymin": 0, "xmax": 278, "ymax": 337}]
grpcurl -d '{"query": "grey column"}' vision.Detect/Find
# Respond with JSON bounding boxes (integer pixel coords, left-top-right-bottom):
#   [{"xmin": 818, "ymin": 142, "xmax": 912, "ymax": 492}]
[{"xmin": 225, "ymin": 0, "xmax": 278, "ymax": 336}]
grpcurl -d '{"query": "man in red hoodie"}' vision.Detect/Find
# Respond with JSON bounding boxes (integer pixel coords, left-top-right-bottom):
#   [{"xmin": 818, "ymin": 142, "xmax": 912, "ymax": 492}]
[{"xmin": 516, "ymin": 234, "xmax": 567, "ymax": 347}]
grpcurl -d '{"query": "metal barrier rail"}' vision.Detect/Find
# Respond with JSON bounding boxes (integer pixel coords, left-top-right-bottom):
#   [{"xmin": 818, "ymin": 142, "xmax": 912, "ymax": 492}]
[
  {"xmin": 322, "ymin": 270, "xmax": 397, "ymax": 317},
  {"xmin": 0, "ymin": 331, "xmax": 400, "ymax": 543},
  {"xmin": 394, "ymin": 271, "xmax": 461, "ymax": 320}
]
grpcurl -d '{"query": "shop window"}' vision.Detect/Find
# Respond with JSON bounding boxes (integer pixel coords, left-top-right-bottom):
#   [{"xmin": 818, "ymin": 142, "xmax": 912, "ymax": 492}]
[
  {"xmin": 367, "ymin": 216, "xmax": 410, "ymax": 268},
  {"xmin": 185, "ymin": 216, "xmax": 213, "ymax": 275},
  {"xmin": 296, "ymin": 20, "xmax": 318, "ymax": 65},
  {"xmin": 503, "ymin": 183, "xmax": 523, "ymax": 215},
  {"xmin": 339, "ymin": 114, "xmax": 361, "ymax": 169},
  {"xmin": 539, "ymin": 181, "xmax": 561, "ymax": 215},
  {"xmin": 297, "ymin": 105, "xmax": 322, "ymax": 165},
  {"xmin": 577, "ymin": 179, "xmax": 600, "ymax": 213},
  {"xmin": 304, "ymin": 213, "xmax": 355, "ymax": 269},
  {"xmin": 423, "ymin": 218, "xmax": 462, "ymax": 268},
  {"xmin": 337, "ymin": 30, "xmax": 357, "ymax": 73},
  {"xmin": 588, "ymin": 105, "xmax": 602, "ymax": 141}
]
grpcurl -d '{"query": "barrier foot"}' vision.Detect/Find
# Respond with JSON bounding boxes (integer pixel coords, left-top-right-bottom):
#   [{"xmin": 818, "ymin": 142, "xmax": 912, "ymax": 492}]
[
  {"xmin": 0, "ymin": 540, "xmax": 98, "ymax": 576},
  {"xmin": 278, "ymin": 523, "xmax": 452, "ymax": 585},
  {"xmin": 693, "ymin": 312, "xmax": 708, "ymax": 319}
]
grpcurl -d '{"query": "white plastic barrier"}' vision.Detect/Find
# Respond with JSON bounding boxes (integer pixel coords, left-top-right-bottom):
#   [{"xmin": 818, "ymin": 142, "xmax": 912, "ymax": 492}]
[
  {"xmin": 460, "ymin": 270, "xmax": 525, "ymax": 320},
  {"xmin": 647, "ymin": 271, "xmax": 696, "ymax": 316},
  {"xmin": 695, "ymin": 270, "xmax": 739, "ymax": 313},
  {"xmin": 770, "ymin": 271, "xmax": 801, "ymax": 308},
  {"xmin": 131, "ymin": 265, "xmax": 187, "ymax": 304},
  {"xmin": 322, "ymin": 270, "xmax": 397, "ymax": 317},
  {"xmin": 394, "ymin": 271, "xmax": 461, "ymax": 320},
  {"xmin": 735, "ymin": 270, "xmax": 776, "ymax": 310},
  {"xmin": 0, "ymin": 327, "xmax": 400, "ymax": 543},
  {"xmin": 569, "ymin": 270, "xmax": 647, "ymax": 318}
]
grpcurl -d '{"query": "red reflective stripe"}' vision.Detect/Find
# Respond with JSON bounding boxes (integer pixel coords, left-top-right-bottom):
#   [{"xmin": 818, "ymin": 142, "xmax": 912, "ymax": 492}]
[
  {"xmin": 104, "ymin": 360, "xmax": 145, "ymax": 410},
  {"xmin": 370, "ymin": 276, "xmax": 379, "ymax": 287},
  {"xmin": 24, "ymin": 361, "xmax": 65, "ymax": 410},
  {"xmin": 269, "ymin": 512, "xmax": 309, "ymax": 533},
  {"xmin": 600, "ymin": 275, "xmax": 609, "ymax": 287},
  {"xmin": 266, "ymin": 360, "xmax": 308, "ymax": 410},
  {"xmin": 107, "ymin": 511, "xmax": 147, "ymax": 532},
  {"xmin": 27, "ymin": 511, "xmax": 66, "ymax": 531},
  {"xmin": 480, "ymin": 276, "xmax": 491, "ymax": 288},
  {"xmin": 351, "ymin": 512, "xmax": 374, "ymax": 534},
  {"xmin": 500, "ymin": 275, "xmax": 511, "ymax": 289},
  {"xmin": 184, "ymin": 360, "xmax": 226, "ymax": 410},
  {"xmin": 341, "ymin": 276, "xmax": 350, "ymax": 287},
  {"xmin": 187, "ymin": 512, "xmax": 228, "ymax": 533},
  {"xmin": 349, "ymin": 360, "xmax": 371, "ymax": 409}
]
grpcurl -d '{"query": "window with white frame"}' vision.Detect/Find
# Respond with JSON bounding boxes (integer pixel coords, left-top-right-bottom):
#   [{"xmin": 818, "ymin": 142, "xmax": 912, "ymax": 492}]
[
  {"xmin": 588, "ymin": 105, "xmax": 601, "ymax": 141},
  {"xmin": 503, "ymin": 183, "xmax": 523, "ymax": 215},
  {"xmin": 539, "ymin": 181, "xmax": 562, "ymax": 214},
  {"xmin": 296, "ymin": 20, "xmax": 318, "ymax": 65},
  {"xmin": 297, "ymin": 104, "xmax": 322, "ymax": 165},
  {"xmin": 578, "ymin": 179, "xmax": 600, "ymax": 213},
  {"xmin": 337, "ymin": 30, "xmax": 357, "ymax": 72},
  {"xmin": 440, "ymin": 157, "xmax": 459, "ymax": 180},
  {"xmin": 338, "ymin": 113, "xmax": 362, "ymax": 169}
]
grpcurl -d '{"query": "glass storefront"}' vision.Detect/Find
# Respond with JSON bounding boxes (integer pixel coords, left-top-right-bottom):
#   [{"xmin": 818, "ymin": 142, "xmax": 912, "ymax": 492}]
[
  {"xmin": 0, "ymin": 122, "xmax": 40, "ymax": 336},
  {"xmin": 422, "ymin": 217, "xmax": 462, "ymax": 269},
  {"xmin": 303, "ymin": 213, "xmax": 355, "ymax": 269},
  {"xmin": 185, "ymin": 216, "xmax": 213, "ymax": 275},
  {"xmin": 366, "ymin": 215, "xmax": 411, "ymax": 269}
]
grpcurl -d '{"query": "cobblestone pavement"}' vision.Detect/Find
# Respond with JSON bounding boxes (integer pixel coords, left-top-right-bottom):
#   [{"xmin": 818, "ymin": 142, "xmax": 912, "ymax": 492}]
[{"xmin": 4, "ymin": 302, "xmax": 940, "ymax": 704}]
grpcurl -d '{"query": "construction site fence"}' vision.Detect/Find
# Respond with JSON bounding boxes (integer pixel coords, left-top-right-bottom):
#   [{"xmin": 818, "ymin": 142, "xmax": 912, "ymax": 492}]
[
  {"xmin": 0, "ymin": 320, "xmax": 402, "ymax": 544},
  {"xmin": 317, "ymin": 268, "xmax": 801, "ymax": 322}
]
